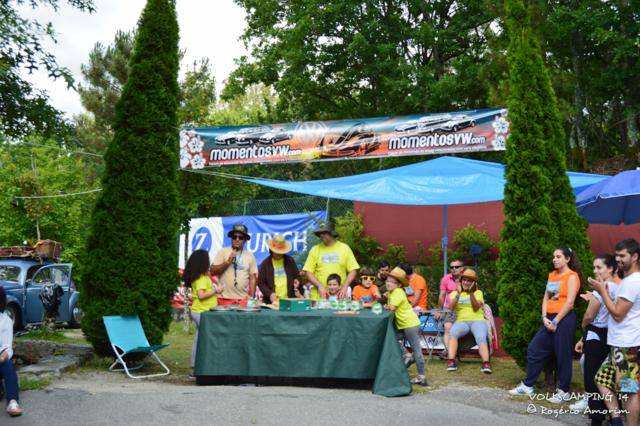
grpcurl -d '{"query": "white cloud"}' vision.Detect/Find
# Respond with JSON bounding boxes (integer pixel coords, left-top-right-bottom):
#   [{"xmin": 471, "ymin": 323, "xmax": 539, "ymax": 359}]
[{"xmin": 19, "ymin": 0, "xmax": 247, "ymax": 118}]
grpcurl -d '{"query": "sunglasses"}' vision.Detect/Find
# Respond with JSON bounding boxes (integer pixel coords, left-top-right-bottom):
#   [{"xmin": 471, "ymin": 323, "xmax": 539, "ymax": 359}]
[
  {"xmin": 232, "ymin": 235, "xmax": 246, "ymax": 241},
  {"xmin": 450, "ymin": 265, "xmax": 463, "ymax": 269},
  {"xmin": 361, "ymin": 275, "xmax": 376, "ymax": 281}
]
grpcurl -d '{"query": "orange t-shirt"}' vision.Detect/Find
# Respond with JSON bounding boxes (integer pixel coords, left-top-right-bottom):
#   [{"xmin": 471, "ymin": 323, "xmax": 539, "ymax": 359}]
[
  {"xmin": 546, "ymin": 269, "xmax": 580, "ymax": 314},
  {"xmin": 408, "ymin": 273, "xmax": 428, "ymax": 312},
  {"xmin": 352, "ymin": 284, "xmax": 379, "ymax": 303}
]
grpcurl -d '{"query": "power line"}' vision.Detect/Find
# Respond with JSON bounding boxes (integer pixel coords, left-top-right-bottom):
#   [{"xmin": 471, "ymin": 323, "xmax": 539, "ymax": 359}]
[
  {"xmin": 14, "ymin": 188, "xmax": 102, "ymax": 200},
  {"xmin": 10, "ymin": 142, "xmax": 104, "ymax": 158}
]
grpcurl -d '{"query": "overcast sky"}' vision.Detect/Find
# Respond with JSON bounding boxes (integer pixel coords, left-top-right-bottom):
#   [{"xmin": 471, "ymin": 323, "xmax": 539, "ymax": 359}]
[{"xmin": 20, "ymin": 0, "xmax": 247, "ymax": 119}]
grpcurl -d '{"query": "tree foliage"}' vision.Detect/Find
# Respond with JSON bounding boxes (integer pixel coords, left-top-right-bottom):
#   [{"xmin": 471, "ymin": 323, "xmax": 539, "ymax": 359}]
[
  {"xmin": 497, "ymin": 0, "xmax": 591, "ymax": 367},
  {"xmin": 226, "ymin": 0, "xmax": 496, "ymax": 121},
  {"xmin": 0, "ymin": 138, "xmax": 98, "ymax": 268},
  {"xmin": 0, "ymin": 0, "xmax": 94, "ymax": 140},
  {"xmin": 80, "ymin": 0, "xmax": 180, "ymax": 355}
]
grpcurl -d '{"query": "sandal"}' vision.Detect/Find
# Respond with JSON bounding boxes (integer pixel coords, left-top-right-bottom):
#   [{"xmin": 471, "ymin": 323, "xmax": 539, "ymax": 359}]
[{"xmin": 6, "ymin": 400, "xmax": 23, "ymax": 417}]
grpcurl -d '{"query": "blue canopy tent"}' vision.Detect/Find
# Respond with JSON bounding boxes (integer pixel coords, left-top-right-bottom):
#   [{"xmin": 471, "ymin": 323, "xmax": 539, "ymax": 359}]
[{"xmin": 243, "ymin": 156, "xmax": 606, "ymax": 270}]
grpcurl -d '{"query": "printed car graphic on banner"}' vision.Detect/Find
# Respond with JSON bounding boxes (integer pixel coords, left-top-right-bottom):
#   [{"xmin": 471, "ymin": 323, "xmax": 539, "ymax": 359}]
[{"xmin": 179, "ymin": 108, "xmax": 509, "ymax": 168}]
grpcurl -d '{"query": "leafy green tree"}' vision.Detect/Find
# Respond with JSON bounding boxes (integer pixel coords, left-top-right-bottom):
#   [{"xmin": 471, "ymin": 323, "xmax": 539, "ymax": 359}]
[
  {"xmin": 0, "ymin": 139, "xmax": 98, "ymax": 269},
  {"xmin": 226, "ymin": 0, "xmax": 496, "ymax": 121},
  {"xmin": 0, "ymin": 0, "xmax": 94, "ymax": 141},
  {"xmin": 497, "ymin": 0, "xmax": 557, "ymax": 367},
  {"xmin": 80, "ymin": 0, "xmax": 180, "ymax": 355}
]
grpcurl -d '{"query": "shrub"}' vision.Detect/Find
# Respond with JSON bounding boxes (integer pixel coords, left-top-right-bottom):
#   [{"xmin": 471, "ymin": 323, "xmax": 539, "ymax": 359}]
[{"xmin": 80, "ymin": 0, "xmax": 180, "ymax": 356}]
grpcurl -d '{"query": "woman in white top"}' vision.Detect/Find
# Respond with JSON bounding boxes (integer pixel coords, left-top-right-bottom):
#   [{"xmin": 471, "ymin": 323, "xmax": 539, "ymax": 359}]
[
  {"xmin": 0, "ymin": 287, "xmax": 22, "ymax": 417},
  {"xmin": 574, "ymin": 254, "xmax": 619, "ymax": 426}
]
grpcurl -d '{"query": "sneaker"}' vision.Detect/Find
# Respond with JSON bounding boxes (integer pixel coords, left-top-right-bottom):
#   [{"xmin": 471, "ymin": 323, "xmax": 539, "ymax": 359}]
[
  {"xmin": 481, "ymin": 361, "xmax": 493, "ymax": 374},
  {"xmin": 568, "ymin": 397, "xmax": 588, "ymax": 411},
  {"xmin": 509, "ymin": 382, "xmax": 534, "ymax": 396},
  {"xmin": 6, "ymin": 400, "xmax": 22, "ymax": 417},
  {"xmin": 447, "ymin": 359, "xmax": 458, "ymax": 371},
  {"xmin": 547, "ymin": 389, "xmax": 571, "ymax": 404},
  {"xmin": 411, "ymin": 374, "xmax": 428, "ymax": 387},
  {"xmin": 403, "ymin": 353, "xmax": 415, "ymax": 368}
]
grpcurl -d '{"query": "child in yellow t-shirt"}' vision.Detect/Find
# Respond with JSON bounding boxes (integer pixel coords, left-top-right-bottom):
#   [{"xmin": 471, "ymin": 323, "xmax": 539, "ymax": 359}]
[
  {"xmin": 384, "ymin": 267, "xmax": 427, "ymax": 386},
  {"xmin": 184, "ymin": 249, "xmax": 220, "ymax": 372},
  {"xmin": 446, "ymin": 268, "xmax": 491, "ymax": 374}
]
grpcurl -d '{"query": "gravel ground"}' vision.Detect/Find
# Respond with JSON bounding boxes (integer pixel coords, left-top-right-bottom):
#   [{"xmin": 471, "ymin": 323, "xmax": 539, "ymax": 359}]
[{"xmin": 6, "ymin": 373, "xmax": 589, "ymax": 425}]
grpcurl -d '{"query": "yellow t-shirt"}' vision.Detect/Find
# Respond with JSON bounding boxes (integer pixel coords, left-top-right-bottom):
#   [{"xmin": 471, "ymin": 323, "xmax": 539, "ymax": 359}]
[
  {"xmin": 191, "ymin": 275, "xmax": 218, "ymax": 313},
  {"xmin": 303, "ymin": 241, "xmax": 360, "ymax": 301},
  {"xmin": 450, "ymin": 290, "xmax": 484, "ymax": 322},
  {"xmin": 388, "ymin": 288, "xmax": 420, "ymax": 330},
  {"xmin": 272, "ymin": 257, "xmax": 288, "ymax": 300}
]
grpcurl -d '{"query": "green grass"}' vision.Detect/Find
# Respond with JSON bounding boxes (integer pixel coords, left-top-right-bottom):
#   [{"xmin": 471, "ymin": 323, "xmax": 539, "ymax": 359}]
[
  {"xmin": 19, "ymin": 376, "xmax": 52, "ymax": 391},
  {"xmin": 16, "ymin": 327, "xmax": 88, "ymax": 345},
  {"xmin": 410, "ymin": 356, "xmax": 585, "ymax": 397},
  {"xmin": 75, "ymin": 320, "xmax": 195, "ymax": 383}
]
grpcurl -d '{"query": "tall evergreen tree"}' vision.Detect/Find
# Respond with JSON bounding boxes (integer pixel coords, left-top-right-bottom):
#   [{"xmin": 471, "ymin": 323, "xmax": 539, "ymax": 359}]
[
  {"xmin": 80, "ymin": 0, "xmax": 180, "ymax": 355},
  {"xmin": 497, "ymin": 0, "xmax": 557, "ymax": 366}
]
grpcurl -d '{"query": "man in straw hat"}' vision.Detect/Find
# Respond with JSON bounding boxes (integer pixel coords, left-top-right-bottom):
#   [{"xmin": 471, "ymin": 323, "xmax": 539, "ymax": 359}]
[
  {"xmin": 303, "ymin": 220, "xmax": 359, "ymax": 301},
  {"xmin": 384, "ymin": 266, "xmax": 427, "ymax": 386},
  {"xmin": 257, "ymin": 234, "xmax": 302, "ymax": 303},
  {"xmin": 446, "ymin": 268, "xmax": 492, "ymax": 374},
  {"xmin": 210, "ymin": 224, "xmax": 258, "ymax": 306}
]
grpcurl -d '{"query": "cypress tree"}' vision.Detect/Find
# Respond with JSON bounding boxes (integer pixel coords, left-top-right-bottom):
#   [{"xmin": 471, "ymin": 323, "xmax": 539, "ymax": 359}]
[
  {"xmin": 497, "ymin": 0, "xmax": 557, "ymax": 366},
  {"xmin": 80, "ymin": 0, "xmax": 180, "ymax": 355}
]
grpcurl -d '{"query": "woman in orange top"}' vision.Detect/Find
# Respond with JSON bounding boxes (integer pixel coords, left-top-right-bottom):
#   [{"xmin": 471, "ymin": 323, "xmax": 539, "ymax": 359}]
[{"xmin": 510, "ymin": 247, "xmax": 581, "ymax": 403}]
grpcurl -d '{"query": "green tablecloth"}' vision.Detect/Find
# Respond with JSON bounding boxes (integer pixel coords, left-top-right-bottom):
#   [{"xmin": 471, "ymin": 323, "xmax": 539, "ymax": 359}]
[{"xmin": 195, "ymin": 309, "xmax": 411, "ymax": 397}]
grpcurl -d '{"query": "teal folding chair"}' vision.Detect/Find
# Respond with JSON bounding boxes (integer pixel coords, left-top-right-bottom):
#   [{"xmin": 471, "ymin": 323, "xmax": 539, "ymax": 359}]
[{"xmin": 103, "ymin": 315, "xmax": 170, "ymax": 379}]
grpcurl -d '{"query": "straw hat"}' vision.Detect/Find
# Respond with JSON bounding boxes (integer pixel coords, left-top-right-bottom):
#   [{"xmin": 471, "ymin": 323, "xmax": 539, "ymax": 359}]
[
  {"xmin": 461, "ymin": 268, "xmax": 478, "ymax": 282},
  {"xmin": 266, "ymin": 234, "xmax": 292, "ymax": 255},
  {"xmin": 387, "ymin": 266, "xmax": 409, "ymax": 286}
]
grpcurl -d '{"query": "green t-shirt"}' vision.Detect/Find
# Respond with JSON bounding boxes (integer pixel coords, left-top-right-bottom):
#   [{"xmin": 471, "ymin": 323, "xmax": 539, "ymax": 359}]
[
  {"xmin": 191, "ymin": 275, "xmax": 218, "ymax": 313},
  {"xmin": 388, "ymin": 287, "xmax": 420, "ymax": 330},
  {"xmin": 272, "ymin": 257, "xmax": 288, "ymax": 300},
  {"xmin": 450, "ymin": 290, "xmax": 484, "ymax": 322},
  {"xmin": 303, "ymin": 241, "xmax": 360, "ymax": 300}
]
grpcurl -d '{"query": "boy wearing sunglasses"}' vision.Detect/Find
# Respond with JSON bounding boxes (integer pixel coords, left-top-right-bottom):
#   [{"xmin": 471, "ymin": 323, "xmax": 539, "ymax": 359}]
[
  {"xmin": 352, "ymin": 267, "xmax": 382, "ymax": 306},
  {"xmin": 210, "ymin": 224, "xmax": 258, "ymax": 306}
]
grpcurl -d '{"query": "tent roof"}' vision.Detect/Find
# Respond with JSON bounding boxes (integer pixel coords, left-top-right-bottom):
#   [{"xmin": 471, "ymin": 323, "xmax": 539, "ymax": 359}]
[{"xmin": 244, "ymin": 156, "xmax": 606, "ymax": 206}]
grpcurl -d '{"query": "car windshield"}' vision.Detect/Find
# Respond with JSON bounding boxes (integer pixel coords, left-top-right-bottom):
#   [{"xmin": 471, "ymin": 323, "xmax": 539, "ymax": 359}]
[{"xmin": 0, "ymin": 265, "xmax": 21, "ymax": 283}]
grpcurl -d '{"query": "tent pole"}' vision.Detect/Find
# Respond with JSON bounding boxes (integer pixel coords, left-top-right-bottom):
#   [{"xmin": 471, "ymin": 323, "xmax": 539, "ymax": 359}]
[{"xmin": 442, "ymin": 205, "xmax": 448, "ymax": 278}]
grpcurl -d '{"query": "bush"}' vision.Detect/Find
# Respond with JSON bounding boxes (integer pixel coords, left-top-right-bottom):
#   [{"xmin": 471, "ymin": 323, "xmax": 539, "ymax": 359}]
[
  {"xmin": 80, "ymin": 0, "xmax": 180, "ymax": 356},
  {"xmin": 334, "ymin": 211, "xmax": 381, "ymax": 267}
]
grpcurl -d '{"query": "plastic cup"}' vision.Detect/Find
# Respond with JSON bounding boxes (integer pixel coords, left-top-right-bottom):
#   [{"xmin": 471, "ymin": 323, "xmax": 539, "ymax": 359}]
[{"xmin": 371, "ymin": 303, "xmax": 383, "ymax": 315}]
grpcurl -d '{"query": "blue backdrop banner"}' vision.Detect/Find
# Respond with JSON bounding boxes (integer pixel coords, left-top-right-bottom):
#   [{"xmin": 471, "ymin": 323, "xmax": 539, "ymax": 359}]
[{"xmin": 181, "ymin": 211, "xmax": 327, "ymax": 268}]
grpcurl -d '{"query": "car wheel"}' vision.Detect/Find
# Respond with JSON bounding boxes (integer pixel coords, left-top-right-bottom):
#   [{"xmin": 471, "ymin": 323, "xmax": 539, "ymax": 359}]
[
  {"xmin": 6, "ymin": 304, "xmax": 23, "ymax": 332},
  {"xmin": 69, "ymin": 305, "xmax": 82, "ymax": 329}
]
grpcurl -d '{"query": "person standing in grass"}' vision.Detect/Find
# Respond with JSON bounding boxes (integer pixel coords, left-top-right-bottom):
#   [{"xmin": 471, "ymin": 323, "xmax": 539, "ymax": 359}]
[
  {"xmin": 384, "ymin": 267, "xmax": 427, "ymax": 387},
  {"xmin": 572, "ymin": 254, "xmax": 620, "ymax": 425},
  {"xmin": 590, "ymin": 239, "xmax": 640, "ymax": 426},
  {"xmin": 509, "ymin": 247, "xmax": 581, "ymax": 404},
  {"xmin": 184, "ymin": 249, "xmax": 219, "ymax": 373}
]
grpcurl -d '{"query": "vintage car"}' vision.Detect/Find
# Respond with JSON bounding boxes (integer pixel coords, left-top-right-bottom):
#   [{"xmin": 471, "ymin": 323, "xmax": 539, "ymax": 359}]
[
  {"xmin": 258, "ymin": 128, "xmax": 293, "ymax": 145},
  {"xmin": 216, "ymin": 126, "xmax": 272, "ymax": 146},
  {"xmin": 394, "ymin": 114, "xmax": 453, "ymax": 134},
  {"xmin": 0, "ymin": 258, "xmax": 81, "ymax": 331},
  {"xmin": 440, "ymin": 115, "xmax": 476, "ymax": 132}
]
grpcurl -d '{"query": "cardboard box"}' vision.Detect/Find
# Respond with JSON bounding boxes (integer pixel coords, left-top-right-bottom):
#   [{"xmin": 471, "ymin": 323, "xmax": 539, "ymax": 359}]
[{"xmin": 279, "ymin": 299, "xmax": 311, "ymax": 312}]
